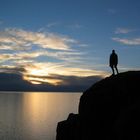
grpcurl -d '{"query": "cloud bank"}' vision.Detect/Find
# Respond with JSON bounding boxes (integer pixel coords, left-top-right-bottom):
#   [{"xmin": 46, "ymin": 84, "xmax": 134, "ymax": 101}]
[
  {"xmin": 0, "ymin": 28, "xmax": 107, "ymax": 89},
  {"xmin": 0, "ymin": 72, "xmax": 102, "ymax": 92}
]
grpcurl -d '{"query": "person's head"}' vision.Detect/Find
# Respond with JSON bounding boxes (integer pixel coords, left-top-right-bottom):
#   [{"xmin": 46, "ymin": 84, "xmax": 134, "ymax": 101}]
[{"xmin": 112, "ymin": 50, "xmax": 115, "ymax": 53}]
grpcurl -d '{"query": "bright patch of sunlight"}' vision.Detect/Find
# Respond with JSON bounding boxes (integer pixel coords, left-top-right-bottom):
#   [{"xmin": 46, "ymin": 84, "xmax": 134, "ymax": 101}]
[{"xmin": 23, "ymin": 75, "xmax": 63, "ymax": 85}]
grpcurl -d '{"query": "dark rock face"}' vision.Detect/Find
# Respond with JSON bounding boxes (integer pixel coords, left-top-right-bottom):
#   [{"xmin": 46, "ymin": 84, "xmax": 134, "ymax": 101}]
[
  {"xmin": 56, "ymin": 71, "xmax": 140, "ymax": 140},
  {"xmin": 56, "ymin": 113, "xmax": 80, "ymax": 140}
]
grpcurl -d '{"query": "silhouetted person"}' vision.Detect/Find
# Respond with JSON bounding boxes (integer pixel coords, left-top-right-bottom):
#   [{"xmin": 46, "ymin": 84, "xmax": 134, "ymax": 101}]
[{"xmin": 109, "ymin": 50, "xmax": 119, "ymax": 75}]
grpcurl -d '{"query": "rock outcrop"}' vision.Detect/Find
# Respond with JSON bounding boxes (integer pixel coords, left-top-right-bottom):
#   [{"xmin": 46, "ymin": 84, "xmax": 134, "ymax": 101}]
[{"xmin": 56, "ymin": 71, "xmax": 140, "ymax": 140}]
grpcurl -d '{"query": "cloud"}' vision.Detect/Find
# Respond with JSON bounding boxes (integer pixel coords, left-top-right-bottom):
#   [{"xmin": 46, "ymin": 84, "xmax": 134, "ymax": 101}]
[
  {"xmin": 112, "ymin": 37, "xmax": 140, "ymax": 45},
  {"xmin": 0, "ymin": 28, "xmax": 77, "ymax": 51},
  {"xmin": 115, "ymin": 28, "xmax": 136, "ymax": 34},
  {"xmin": 0, "ymin": 65, "xmax": 25, "ymax": 74},
  {"xmin": 0, "ymin": 32, "xmax": 31, "ymax": 51},
  {"xmin": 0, "ymin": 53, "xmax": 12, "ymax": 60},
  {"xmin": 0, "ymin": 52, "xmax": 44, "ymax": 63}
]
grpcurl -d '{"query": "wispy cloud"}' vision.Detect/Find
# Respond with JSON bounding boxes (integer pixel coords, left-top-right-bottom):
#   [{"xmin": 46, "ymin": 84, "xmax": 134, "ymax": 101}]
[
  {"xmin": 115, "ymin": 27, "xmax": 137, "ymax": 34},
  {"xmin": 0, "ymin": 28, "xmax": 76, "ymax": 51},
  {"xmin": 0, "ymin": 65, "xmax": 25, "ymax": 74},
  {"xmin": 112, "ymin": 37, "xmax": 140, "ymax": 45},
  {"xmin": 0, "ymin": 52, "xmax": 43, "ymax": 63}
]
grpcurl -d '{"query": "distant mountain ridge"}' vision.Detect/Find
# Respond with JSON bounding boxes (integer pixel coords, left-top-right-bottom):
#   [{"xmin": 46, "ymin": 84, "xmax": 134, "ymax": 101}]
[
  {"xmin": 0, "ymin": 72, "xmax": 102, "ymax": 91},
  {"xmin": 56, "ymin": 71, "xmax": 140, "ymax": 140}
]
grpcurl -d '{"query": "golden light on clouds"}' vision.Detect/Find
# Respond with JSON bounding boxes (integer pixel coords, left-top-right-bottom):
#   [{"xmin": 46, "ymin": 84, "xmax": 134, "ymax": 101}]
[
  {"xmin": 23, "ymin": 75, "xmax": 63, "ymax": 85},
  {"xmin": 25, "ymin": 67, "xmax": 48, "ymax": 76},
  {"xmin": 24, "ymin": 62, "xmax": 107, "ymax": 77},
  {"xmin": 22, "ymin": 63, "xmax": 64, "ymax": 85},
  {"xmin": 22, "ymin": 62, "xmax": 108, "ymax": 85},
  {"xmin": 0, "ymin": 28, "xmax": 73, "ymax": 51},
  {"xmin": 0, "ymin": 28, "xmax": 109, "ymax": 86}
]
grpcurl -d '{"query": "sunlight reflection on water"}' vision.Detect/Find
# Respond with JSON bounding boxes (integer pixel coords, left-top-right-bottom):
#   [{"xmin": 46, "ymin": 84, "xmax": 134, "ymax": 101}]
[{"xmin": 0, "ymin": 92, "xmax": 82, "ymax": 140}]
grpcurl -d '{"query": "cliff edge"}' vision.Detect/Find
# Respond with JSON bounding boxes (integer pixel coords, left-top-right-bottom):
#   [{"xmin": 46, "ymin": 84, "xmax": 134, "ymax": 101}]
[{"xmin": 56, "ymin": 71, "xmax": 140, "ymax": 140}]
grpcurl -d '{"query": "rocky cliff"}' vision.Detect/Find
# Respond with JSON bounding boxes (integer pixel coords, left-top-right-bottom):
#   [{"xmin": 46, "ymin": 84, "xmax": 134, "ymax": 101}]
[{"xmin": 56, "ymin": 71, "xmax": 140, "ymax": 140}]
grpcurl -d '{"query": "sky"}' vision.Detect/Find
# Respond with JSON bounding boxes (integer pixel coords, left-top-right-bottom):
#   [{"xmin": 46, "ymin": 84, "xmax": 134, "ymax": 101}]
[{"xmin": 0, "ymin": 0, "xmax": 140, "ymax": 90}]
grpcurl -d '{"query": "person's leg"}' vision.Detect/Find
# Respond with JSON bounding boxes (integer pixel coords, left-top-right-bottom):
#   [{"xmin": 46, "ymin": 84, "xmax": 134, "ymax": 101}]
[
  {"xmin": 111, "ymin": 66, "xmax": 115, "ymax": 75},
  {"xmin": 115, "ymin": 66, "xmax": 119, "ymax": 74}
]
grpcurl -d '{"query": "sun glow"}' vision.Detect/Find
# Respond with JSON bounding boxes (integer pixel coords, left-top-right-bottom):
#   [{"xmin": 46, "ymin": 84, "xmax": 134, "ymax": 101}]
[
  {"xmin": 22, "ymin": 63, "xmax": 108, "ymax": 85},
  {"xmin": 23, "ymin": 75, "xmax": 63, "ymax": 85},
  {"xmin": 26, "ymin": 68, "xmax": 49, "ymax": 76},
  {"xmin": 23, "ymin": 64, "xmax": 63, "ymax": 85}
]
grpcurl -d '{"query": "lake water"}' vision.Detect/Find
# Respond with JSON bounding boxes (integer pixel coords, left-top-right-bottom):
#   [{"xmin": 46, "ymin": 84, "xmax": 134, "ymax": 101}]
[{"xmin": 0, "ymin": 92, "xmax": 82, "ymax": 140}]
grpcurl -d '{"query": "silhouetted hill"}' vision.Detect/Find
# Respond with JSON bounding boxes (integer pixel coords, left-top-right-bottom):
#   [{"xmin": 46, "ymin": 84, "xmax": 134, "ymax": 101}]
[
  {"xmin": 0, "ymin": 73, "xmax": 33, "ymax": 91},
  {"xmin": 56, "ymin": 71, "xmax": 140, "ymax": 140}
]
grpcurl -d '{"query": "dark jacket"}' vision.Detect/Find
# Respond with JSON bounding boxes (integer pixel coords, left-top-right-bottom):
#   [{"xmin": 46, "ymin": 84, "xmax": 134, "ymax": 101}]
[{"xmin": 110, "ymin": 52, "xmax": 118, "ymax": 66}]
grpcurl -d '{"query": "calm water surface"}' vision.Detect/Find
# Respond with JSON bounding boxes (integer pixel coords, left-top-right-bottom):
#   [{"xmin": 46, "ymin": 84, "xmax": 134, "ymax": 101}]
[{"xmin": 0, "ymin": 92, "xmax": 82, "ymax": 140}]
